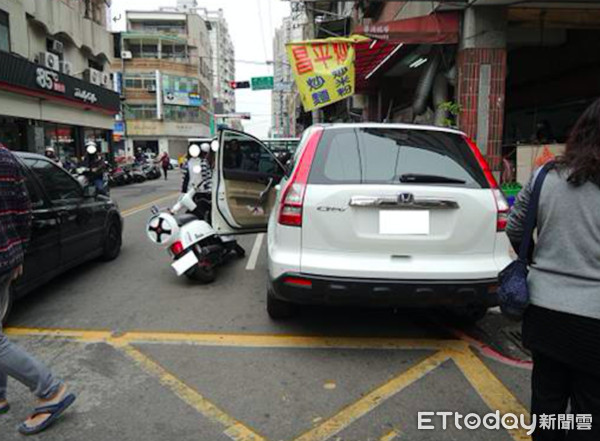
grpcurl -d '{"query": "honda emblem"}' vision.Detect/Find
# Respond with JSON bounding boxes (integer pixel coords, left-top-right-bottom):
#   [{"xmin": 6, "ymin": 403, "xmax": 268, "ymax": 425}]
[{"xmin": 398, "ymin": 193, "xmax": 414, "ymax": 204}]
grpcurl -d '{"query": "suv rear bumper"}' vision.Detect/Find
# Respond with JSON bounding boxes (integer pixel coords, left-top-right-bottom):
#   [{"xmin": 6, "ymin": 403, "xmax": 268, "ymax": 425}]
[{"xmin": 270, "ymin": 273, "xmax": 499, "ymax": 308}]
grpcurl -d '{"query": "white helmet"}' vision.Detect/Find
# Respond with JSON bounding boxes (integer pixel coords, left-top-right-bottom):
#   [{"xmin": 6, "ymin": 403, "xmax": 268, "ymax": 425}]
[
  {"xmin": 45, "ymin": 146, "xmax": 55, "ymax": 153},
  {"xmin": 86, "ymin": 141, "xmax": 98, "ymax": 155},
  {"xmin": 188, "ymin": 144, "xmax": 201, "ymax": 158},
  {"xmin": 200, "ymin": 143, "xmax": 210, "ymax": 154}
]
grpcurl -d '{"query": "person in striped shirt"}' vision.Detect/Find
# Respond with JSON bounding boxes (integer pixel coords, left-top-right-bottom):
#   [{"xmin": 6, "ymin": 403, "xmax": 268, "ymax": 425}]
[{"xmin": 0, "ymin": 144, "xmax": 76, "ymax": 435}]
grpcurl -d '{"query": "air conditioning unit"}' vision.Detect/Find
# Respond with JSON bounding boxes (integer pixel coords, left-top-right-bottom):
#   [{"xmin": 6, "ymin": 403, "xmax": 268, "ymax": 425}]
[
  {"xmin": 101, "ymin": 72, "xmax": 112, "ymax": 89},
  {"xmin": 50, "ymin": 40, "xmax": 64, "ymax": 54},
  {"xmin": 84, "ymin": 68, "xmax": 102, "ymax": 86},
  {"xmin": 121, "ymin": 51, "xmax": 133, "ymax": 60},
  {"xmin": 147, "ymin": 84, "xmax": 157, "ymax": 93},
  {"xmin": 60, "ymin": 61, "xmax": 73, "ymax": 76},
  {"xmin": 38, "ymin": 52, "xmax": 60, "ymax": 72}
]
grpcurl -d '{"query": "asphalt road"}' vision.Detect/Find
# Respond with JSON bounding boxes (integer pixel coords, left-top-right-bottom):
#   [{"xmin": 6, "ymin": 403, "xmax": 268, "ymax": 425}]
[{"xmin": 1, "ymin": 177, "xmax": 533, "ymax": 441}]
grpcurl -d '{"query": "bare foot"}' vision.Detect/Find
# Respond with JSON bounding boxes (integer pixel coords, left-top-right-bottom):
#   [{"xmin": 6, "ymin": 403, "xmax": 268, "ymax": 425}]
[{"xmin": 21, "ymin": 384, "xmax": 69, "ymax": 429}]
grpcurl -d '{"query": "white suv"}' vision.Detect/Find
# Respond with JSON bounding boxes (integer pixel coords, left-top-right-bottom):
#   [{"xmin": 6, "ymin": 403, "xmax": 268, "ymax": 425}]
[{"xmin": 212, "ymin": 124, "xmax": 512, "ymax": 322}]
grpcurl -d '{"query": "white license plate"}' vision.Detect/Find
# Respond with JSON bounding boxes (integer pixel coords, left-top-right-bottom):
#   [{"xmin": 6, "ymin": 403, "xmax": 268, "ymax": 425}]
[
  {"xmin": 171, "ymin": 251, "xmax": 199, "ymax": 276},
  {"xmin": 379, "ymin": 210, "xmax": 430, "ymax": 235}
]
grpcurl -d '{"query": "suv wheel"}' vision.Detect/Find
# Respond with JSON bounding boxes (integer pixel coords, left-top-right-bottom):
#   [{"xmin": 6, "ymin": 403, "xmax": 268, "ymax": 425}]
[
  {"xmin": 0, "ymin": 284, "xmax": 13, "ymax": 326},
  {"xmin": 267, "ymin": 290, "xmax": 297, "ymax": 320},
  {"xmin": 449, "ymin": 305, "xmax": 488, "ymax": 324}
]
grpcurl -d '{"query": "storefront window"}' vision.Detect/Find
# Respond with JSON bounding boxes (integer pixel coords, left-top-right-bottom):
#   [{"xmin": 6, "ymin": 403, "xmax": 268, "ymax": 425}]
[
  {"xmin": 44, "ymin": 124, "xmax": 76, "ymax": 163},
  {"xmin": 84, "ymin": 128, "xmax": 109, "ymax": 154},
  {"xmin": 0, "ymin": 117, "xmax": 26, "ymax": 151}
]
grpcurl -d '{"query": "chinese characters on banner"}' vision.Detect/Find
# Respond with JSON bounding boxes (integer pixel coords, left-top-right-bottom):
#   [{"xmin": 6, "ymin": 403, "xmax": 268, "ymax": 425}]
[{"xmin": 286, "ymin": 36, "xmax": 366, "ymax": 112}]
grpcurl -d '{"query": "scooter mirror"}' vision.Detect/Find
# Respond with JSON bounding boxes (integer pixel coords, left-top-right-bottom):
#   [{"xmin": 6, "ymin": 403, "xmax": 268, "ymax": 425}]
[
  {"xmin": 210, "ymin": 140, "xmax": 219, "ymax": 153},
  {"xmin": 189, "ymin": 144, "xmax": 201, "ymax": 158}
]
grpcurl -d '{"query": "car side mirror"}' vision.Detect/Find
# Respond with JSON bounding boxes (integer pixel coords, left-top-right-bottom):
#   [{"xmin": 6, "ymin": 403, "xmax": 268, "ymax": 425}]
[{"xmin": 83, "ymin": 185, "xmax": 97, "ymax": 198}]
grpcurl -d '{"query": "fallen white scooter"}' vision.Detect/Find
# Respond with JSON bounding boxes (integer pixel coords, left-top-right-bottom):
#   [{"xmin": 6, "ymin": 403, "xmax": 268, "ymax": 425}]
[{"xmin": 145, "ymin": 178, "xmax": 245, "ymax": 283}]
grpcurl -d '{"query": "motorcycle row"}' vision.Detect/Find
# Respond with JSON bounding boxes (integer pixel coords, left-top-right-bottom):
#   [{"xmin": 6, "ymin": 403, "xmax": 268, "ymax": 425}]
[{"xmin": 70, "ymin": 161, "xmax": 163, "ymax": 193}]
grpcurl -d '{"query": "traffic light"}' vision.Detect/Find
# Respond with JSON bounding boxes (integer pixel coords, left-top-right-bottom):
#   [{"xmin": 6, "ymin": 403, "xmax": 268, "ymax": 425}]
[{"xmin": 230, "ymin": 81, "xmax": 250, "ymax": 90}]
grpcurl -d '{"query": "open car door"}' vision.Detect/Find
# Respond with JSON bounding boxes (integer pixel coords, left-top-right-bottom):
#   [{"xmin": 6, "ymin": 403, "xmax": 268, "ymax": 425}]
[{"xmin": 212, "ymin": 129, "xmax": 286, "ymax": 235}]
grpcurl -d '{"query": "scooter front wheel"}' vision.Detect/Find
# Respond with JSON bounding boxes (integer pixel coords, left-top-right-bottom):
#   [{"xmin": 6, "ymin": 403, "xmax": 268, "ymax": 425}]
[{"xmin": 185, "ymin": 263, "xmax": 216, "ymax": 283}]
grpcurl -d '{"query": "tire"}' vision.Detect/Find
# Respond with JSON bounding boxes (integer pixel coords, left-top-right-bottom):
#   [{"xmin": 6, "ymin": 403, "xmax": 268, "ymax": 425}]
[
  {"xmin": 101, "ymin": 219, "xmax": 122, "ymax": 261},
  {"xmin": 267, "ymin": 290, "xmax": 297, "ymax": 320},
  {"xmin": 186, "ymin": 264, "xmax": 216, "ymax": 283},
  {"xmin": 449, "ymin": 305, "xmax": 488, "ymax": 324},
  {"xmin": 0, "ymin": 283, "xmax": 13, "ymax": 326},
  {"xmin": 234, "ymin": 244, "xmax": 246, "ymax": 258}
]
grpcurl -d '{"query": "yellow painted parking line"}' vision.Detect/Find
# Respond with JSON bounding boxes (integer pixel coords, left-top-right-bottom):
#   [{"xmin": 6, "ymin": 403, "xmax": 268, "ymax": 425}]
[
  {"xmin": 6, "ymin": 326, "xmax": 531, "ymax": 441},
  {"xmin": 293, "ymin": 351, "xmax": 450, "ymax": 441},
  {"xmin": 380, "ymin": 429, "xmax": 399, "ymax": 441},
  {"xmin": 451, "ymin": 348, "xmax": 531, "ymax": 441},
  {"xmin": 119, "ymin": 344, "xmax": 267, "ymax": 441},
  {"xmin": 4, "ymin": 327, "xmax": 467, "ymax": 351},
  {"xmin": 121, "ymin": 192, "xmax": 179, "ymax": 218}
]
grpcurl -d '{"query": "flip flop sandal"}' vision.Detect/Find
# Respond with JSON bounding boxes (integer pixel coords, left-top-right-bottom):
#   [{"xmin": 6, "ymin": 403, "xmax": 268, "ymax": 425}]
[
  {"xmin": 0, "ymin": 403, "xmax": 9, "ymax": 414},
  {"xmin": 18, "ymin": 393, "xmax": 76, "ymax": 435}
]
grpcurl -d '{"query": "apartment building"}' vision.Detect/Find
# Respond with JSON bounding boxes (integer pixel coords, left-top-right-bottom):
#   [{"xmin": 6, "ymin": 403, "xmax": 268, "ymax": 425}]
[
  {"xmin": 198, "ymin": 8, "xmax": 235, "ymax": 116},
  {"xmin": 0, "ymin": 0, "xmax": 120, "ymax": 161},
  {"xmin": 117, "ymin": 9, "xmax": 213, "ymax": 159}
]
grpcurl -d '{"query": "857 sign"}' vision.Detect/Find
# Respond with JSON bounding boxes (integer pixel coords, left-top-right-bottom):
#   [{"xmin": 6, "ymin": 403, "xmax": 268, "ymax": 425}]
[{"xmin": 36, "ymin": 67, "xmax": 66, "ymax": 94}]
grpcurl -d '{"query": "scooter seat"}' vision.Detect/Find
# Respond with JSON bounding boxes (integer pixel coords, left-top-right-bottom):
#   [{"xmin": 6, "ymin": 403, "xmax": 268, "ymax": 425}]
[{"xmin": 175, "ymin": 213, "xmax": 198, "ymax": 226}]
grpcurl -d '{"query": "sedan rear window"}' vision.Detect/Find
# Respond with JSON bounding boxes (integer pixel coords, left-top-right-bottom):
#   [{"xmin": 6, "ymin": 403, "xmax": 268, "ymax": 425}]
[{"xmin": 308, "ymin": 127, "xmax": 490, "ymax": 188}]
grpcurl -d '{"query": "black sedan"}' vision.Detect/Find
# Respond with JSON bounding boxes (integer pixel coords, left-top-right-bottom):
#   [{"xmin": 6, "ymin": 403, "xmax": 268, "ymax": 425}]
[{"xmin": 0, "ymin": 152, "xmax": 123, "ymax": 324}]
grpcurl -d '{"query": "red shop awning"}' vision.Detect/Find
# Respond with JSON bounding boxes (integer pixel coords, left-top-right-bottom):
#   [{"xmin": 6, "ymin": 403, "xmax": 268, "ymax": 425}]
[
  {"xmin": 355, "ymin": 40, "xmax": 406, "ymax": 91},
  {"xmin": 354, "ymin": 12, "xmax": 459, "ymax": 92},
  {"xmin": 354, "ymin": 12, "xmax": 460, "ymax": 44}
]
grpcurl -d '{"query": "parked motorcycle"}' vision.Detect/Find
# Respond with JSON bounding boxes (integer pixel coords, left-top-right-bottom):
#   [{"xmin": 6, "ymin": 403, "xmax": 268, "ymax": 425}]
[
  {"xmin": 142, "ymin": 164, "xmax": 161, "ymax": 180},
  {"xmin": 145, "ymin": 178, "xmax": 245, "ymax": 283}
]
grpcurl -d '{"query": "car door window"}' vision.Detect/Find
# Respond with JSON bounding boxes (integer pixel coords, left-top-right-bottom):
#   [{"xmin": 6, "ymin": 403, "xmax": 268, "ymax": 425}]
[
  {"xmin": 24, "ymin": 158, "xmax": 82, "ymax": 204},
  {"xmin": 20, "ymin": 167, "xmax": 46, "ymax": 209},
  {"xmin": 222, "ymin": 132, "xmax": 284, "ymax": 181}
]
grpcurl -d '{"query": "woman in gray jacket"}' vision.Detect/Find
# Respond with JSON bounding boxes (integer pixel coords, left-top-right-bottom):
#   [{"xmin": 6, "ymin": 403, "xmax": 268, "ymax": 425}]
[{"xmin": 506, "ymin": 99, "xmax": 600, "ymax": 441}]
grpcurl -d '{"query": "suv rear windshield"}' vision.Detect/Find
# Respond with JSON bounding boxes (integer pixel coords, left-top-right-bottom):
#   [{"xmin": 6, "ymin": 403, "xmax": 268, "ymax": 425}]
[{"xmin": 308, "ymin": 127, "xmax": 490, "ymax": 188}]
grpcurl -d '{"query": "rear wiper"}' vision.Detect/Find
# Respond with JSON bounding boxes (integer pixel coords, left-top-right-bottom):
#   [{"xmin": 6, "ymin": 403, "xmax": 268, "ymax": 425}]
[{"xmin": 399, "ymin": 174, "xmax": 466, "ymax": 184}]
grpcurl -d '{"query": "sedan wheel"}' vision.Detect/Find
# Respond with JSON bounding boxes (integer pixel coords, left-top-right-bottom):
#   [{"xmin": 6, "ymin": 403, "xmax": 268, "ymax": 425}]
[{"xmin": 101, "ymin": 220, "xmax": 122, "ymax": 261}]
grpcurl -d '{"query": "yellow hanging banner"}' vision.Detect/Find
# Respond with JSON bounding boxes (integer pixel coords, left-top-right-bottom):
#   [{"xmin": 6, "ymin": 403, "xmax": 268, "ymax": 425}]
[{"xmin": 286, "ymin": 36, "xmax": 367, "ymax": 112}]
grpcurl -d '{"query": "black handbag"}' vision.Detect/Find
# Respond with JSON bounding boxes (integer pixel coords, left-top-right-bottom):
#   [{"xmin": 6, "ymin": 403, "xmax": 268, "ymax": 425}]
[{"xmin": 498, "ymin": 163, "xmax": 553, "ymax": 320}]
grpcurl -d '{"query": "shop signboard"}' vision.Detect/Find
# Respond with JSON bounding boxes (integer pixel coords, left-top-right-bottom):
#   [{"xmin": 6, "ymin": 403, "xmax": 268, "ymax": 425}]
[
  {"xmin": 0, "ymin": 51, "xmax": 120, "ymax": 113},
  {"xmin": 286, "ymin": 36, "xmax": 366, "ymax": 112},
  {"xmin": 163, "ymin": 91, "xmax": 203, "ymax": 107}
]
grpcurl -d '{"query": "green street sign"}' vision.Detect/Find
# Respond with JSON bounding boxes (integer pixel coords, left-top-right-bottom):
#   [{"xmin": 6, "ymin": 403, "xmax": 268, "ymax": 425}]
[{"xmin": 251, "ymin": 76, "xmax": 274, "ymax": 91}]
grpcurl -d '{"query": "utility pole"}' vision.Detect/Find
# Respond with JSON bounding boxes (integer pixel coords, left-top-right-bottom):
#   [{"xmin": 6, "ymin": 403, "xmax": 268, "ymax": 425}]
[{"xmin": 305, "ymin": 2, "xmax": 321, "ymax": 124}]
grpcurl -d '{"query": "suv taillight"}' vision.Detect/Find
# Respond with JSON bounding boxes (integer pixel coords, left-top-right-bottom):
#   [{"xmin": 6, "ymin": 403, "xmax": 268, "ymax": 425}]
[
  {"xmin": 463, "ymin": 137, "xmax": 508, "ymax": 232},
  {"xmin": 278, "ymin": 128, "xmax": 323, "ymax": 227},
  {"xmin": 493, "ymin": 189, "xmax": 510, "ymax": 232}
]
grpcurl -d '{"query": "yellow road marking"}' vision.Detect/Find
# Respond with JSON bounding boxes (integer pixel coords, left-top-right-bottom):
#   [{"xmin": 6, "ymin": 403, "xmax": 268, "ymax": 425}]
[
  {"xmin": 121, "ymin": 192, "xmax": 179, "ymax": 217},
  {"xmin": 119, "ymin": 343, "xmax": 267, "ymax": 441},
  {"xmin": 4, "ymin": 327, "xmax": 467, "ymax": 351},
  {"xmin": 380, "ymin": 429, "xmax": 399, "ymax": 441},
  {"xmin": 293, "ymin": 351, "xmax": 450, "ymax": 441},
  {"xmin": 451, "ymin": 348, "xmax": 531, "ymax": 441},
  {"xmin": 6, "ymin": 326, "xmax": 531, "ymax": 441}
]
